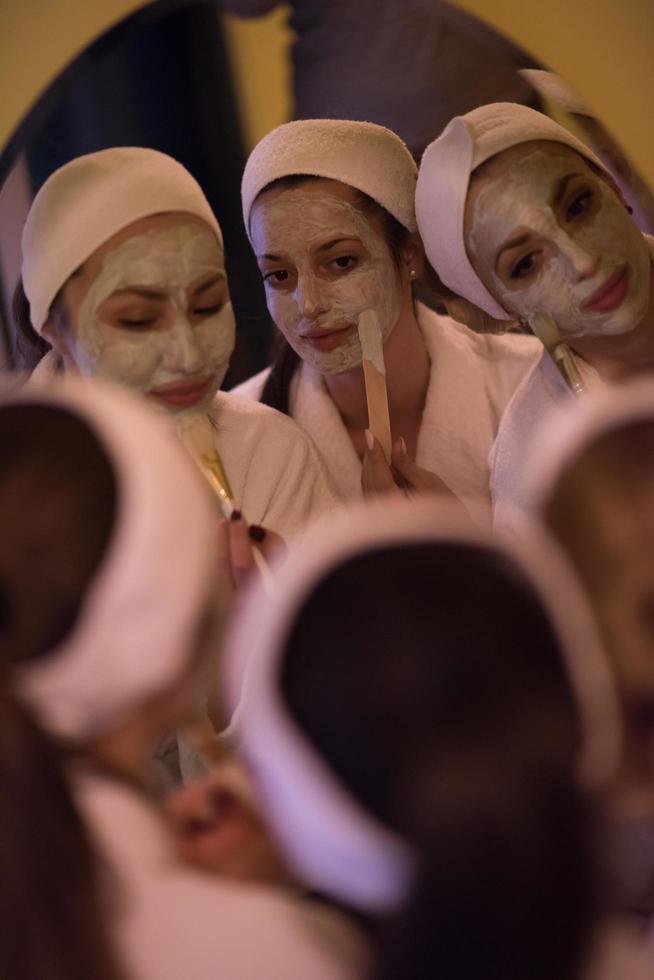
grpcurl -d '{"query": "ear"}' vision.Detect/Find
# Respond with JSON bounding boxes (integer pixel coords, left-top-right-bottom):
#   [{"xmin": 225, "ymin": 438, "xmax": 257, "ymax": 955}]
[{"xmin": 401, "ymin": 236, "xmax": 425, "ymax": 279}]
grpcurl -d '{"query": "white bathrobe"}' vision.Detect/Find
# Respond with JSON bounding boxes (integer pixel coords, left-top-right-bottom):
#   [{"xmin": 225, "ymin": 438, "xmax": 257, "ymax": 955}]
[
  {"xmin": 206, "ymin": 390, "xmax": 337, "ymax": 537},
  {"xmin": 489, "ymin": 349, "xmax": 602, "ymax": 521},
  {"xmin": 31, "ymin": 351, "xmax": 338, "ymax": 541},
  {"xmin": 74, "ymin": 773, "xmax": 364, "ymax": 980},
  {"xmin": 234, "ymin": 303, "xmax": 541, "ymax": 526}
]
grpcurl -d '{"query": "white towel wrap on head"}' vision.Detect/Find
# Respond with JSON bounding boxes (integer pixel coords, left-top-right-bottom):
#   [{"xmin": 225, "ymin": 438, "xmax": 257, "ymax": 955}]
[
  {"xmin": 9, "ymin": 375, "xmax": 216, "ymax": 740},
  {"xmin": 416, "ymin": 102, "xmax": 607, "ymax": 320},
  {"xmin": 22, "ymin": 147, "xmax": 223, "ymax": 333},
  {"xmin": 523, "ymin": 378, "xmax": 654, "ymax": 512},
  {"xmin": 224, "ymin": 497, "xmax": 621, "ymax": 913},
  {"xmin": 241, "ymin": 118, "xmax": 418, "ymax": 238}
]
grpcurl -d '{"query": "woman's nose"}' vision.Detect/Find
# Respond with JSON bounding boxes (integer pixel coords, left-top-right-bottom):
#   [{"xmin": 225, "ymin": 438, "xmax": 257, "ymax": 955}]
[
  {"xmin": 295, "ymin": 274, "xmax": 327, "ymax": 319},
  {"xmin": 558, "ymin": 236, "xmax": 600, "ymax": 281},
  {"xmin": 166, "ymin": 316, "xmax": 205, "ymax": 373}
]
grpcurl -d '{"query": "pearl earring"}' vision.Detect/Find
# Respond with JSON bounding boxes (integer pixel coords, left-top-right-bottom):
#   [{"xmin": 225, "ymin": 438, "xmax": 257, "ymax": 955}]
[{"xmin": 409, "ymin": 269, "xmax": 417, "ymax": 279}]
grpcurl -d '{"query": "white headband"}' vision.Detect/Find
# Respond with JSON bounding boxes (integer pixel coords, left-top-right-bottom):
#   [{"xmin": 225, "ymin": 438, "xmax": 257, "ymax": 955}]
[
  {"xmin": 224, "ymin": 497, "xmax": 621, "ymax": 913},
  {"xmin": 522, "ymin": 379, "xmax": 654, "ymax": 512},
  {"xmin": 22, "ymin": 147, "xmax": 223, "ymax": 333},
  {"xmin": 241, "ymin": 118, "xmax": 418, "ymax": 239},
  {"xmin": 415, "ymin": 102, "xmax": 608, "ymax": 320},
  {"xmin": 6, "ymin": 375, "xmax": 216, "ymax": 740}
]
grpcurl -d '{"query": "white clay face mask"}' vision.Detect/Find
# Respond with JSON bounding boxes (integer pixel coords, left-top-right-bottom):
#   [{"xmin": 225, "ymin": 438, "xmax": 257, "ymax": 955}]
[
  {"xmin": 72, "ymin": 224, "xmax": 236, "ymax": 413},
  {"xmin": 467, "ymin": 147, "xmax": 652, "ymax": 339},
  {"xmin": 250, "ymin": 189, "xmax": 403, "ymax": 374}
]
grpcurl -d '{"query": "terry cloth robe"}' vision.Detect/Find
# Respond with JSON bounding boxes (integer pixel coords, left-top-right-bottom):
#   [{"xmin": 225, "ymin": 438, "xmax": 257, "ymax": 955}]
[
  {"xmin": 31, "ymin": 351, "xmax": 338, "ymax": 542},
  {"xmin": 74, "ymin": 773, "xmax": 366, "ymax": 980},
  {"xmin": 233, "ymin": 302, "xmax": 541, "ymax": 526},
  {"xmin": 489, "ymin": 348, "xmax": 602, "ymax": 522}
]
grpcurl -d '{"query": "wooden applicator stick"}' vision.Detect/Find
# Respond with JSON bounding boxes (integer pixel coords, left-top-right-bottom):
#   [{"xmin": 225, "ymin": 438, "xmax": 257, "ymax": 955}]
[
  {"xmin": 529, "ymin": 311, "xmax": 587, "ymax": 398},
  {"xmin": 358, "ymin": 309, "xmax": 392, "ymax": 461}
]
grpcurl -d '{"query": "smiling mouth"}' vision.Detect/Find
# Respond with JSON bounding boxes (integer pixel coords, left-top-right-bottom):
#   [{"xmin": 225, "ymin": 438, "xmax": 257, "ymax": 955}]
[
  {"xmin": 148, "ymin": 375, "xmax": 214, "ymax": 409},
  {"xmin": 582, "ymin": 265, "xmax": 630, "ymax": 313},
  {"xmin": 300, "ymin": 323, "xmax": 355, "ymax": 352}
]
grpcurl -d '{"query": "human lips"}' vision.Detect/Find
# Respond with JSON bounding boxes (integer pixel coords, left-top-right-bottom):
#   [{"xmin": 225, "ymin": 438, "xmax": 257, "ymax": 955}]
[
  {"xmin": 148, "ymin": 375, "xmax": 214, "ymax": 409},
  {"xmin": 582, "ymin": 265, "xmax": 630, "ymax": 314},
  {"xmin": 299, "ymin": 322, "xmax": 355, "ymax": 352}
]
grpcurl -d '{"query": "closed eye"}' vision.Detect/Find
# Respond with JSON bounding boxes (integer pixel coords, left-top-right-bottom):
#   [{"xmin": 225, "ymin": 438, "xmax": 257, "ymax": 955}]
[
  {"xmin": 118, "ymin": 317, "xmax": 157, "ymax": 330},
  {"xmin": 193, "ymin": 303, "xmax": 224, "ymax": 316}
]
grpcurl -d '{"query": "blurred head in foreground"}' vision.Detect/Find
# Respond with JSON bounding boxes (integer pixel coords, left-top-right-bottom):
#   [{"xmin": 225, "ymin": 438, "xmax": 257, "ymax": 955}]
[{"xmin": 225, "ymin": 498, "xmax": 621, "ymax": 980}]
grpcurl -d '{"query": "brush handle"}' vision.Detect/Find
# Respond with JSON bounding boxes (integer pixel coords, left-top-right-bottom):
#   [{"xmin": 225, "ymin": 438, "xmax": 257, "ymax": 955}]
[{"xmin": 553, "ymin": 344, "xmax": 587, "ymax": 398}]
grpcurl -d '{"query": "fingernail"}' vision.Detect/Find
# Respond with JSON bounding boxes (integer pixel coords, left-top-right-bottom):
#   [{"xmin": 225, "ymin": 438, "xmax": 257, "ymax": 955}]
[
  {"xmin": 230, "ymin": 509, "xmax": 242, "ymax": 521},
  {"xmin": 365, "ymin": 428, "xmax": 375, "ymax": 452},
  {"xmin": 248, "ymin": 524, "xmax": 266, "ymax": 543},
  {"xmin": 399, "ymin": 436, "xmax": 407, "ymax": 458}
]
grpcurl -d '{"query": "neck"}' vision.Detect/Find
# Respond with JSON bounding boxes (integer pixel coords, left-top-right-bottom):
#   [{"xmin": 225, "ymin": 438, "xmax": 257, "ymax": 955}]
[
  {"xmin": 571, "ymin": 271, "xmax": 654, "ymax": 383},
  {"xmin": 323, "ymin": 299, "xmax": 430, "ymax": 457}
]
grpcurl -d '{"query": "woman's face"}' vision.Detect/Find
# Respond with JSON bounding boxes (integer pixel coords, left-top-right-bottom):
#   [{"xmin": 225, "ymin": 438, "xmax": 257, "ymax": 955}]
[
  {"xmin": 463, "ymin": 141, "xmax": 651, "ymax": 339},
  {"xmin": 52, "ymin": 212, "xmax": 235, "ymax": 413},
  {"xmin": 249, "ymin": 179, "xmax": 405, "ymax": 374}
]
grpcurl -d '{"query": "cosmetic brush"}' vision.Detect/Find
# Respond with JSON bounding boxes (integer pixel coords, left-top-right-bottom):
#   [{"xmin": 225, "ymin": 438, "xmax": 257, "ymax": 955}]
[
  {"xmin": 177, "ymin": 412, "xmax": 235, "ymax": 514},
  {"xmin": 176, "ymin": 413, "xmax": 272, "ymax": 585},
  {"xmin": 528, "ymin": 311, "xmax": 587, "ymax": 397},
  {"xmin": 358, "ymin": 309, "xmax": 392, "ymax": 461}
]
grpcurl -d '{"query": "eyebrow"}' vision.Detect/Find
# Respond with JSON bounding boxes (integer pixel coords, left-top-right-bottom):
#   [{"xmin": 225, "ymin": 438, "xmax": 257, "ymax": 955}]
[
  {"xmin": 260, "ymin": 237, "xmax": 359, "ymax": 262},
  {"xmin": 316, "ymin": 236, "xmax": 358, "ymax": 253},
  {"xmin": 111, "ymin": 286, "xmax": 167, "ymax": 300},
  {"xmin": 109, "ymin": 273, "xmax": 224, "ymax": 301},
  {"xmin": 495, "ymin": 232, "xmax": 531, "ymax": 272},
  {"xmin": 192, "ymin": 273, "xmax": 225, "ymax": 295}
]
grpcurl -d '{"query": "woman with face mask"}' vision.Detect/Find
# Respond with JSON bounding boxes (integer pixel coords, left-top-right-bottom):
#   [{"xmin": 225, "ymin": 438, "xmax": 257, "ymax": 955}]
[
  {"xmin": 15, "ymin": 147, "xmax": 337, "ymax": 541},
  {"xmin": 0, "ymin": 375, "xmax": 354, "ymax": 980},
  {"xmin": 524, "ymin": 381, "xmax": 654, "ymax": 926},
  {"xmin": 415, "ymin": 103, "xmax": 654, "ymax": 516},
  {"xmin": 223, "ymin": 498, "xmax": 649, "ymax": 980},
  {"xmin": 233, "ymin": 119, "xmax": 540, "ymax": 526}
]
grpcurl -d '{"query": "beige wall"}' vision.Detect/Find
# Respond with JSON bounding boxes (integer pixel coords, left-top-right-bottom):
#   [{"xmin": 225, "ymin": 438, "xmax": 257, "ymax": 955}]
[
  {"xmin": 455, "ymin": 0, "xmax": 654, "ymax": 184},
  {"xmin": 220, "ymin": 5, "xmax": 292, "ymax": 151}
]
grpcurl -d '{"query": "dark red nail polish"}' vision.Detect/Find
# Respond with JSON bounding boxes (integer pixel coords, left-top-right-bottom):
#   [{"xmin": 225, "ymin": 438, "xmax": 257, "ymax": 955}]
[
  {"xmin": 230, "ymin": 510, "xmax": 242, "ymax": 521},
  {"xmin": 248, "ymin": 524, "xmax": 266, "ymax": 543}
]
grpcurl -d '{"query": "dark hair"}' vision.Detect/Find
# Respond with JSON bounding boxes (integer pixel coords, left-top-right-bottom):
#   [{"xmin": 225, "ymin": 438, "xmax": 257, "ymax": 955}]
[
  {"xmin": 256, "ymin": 175, "xmax": 413, "ymax": 415},
  {"xmin": 11, "ymin": 278, "xmax": 55, "ymax": 372},
  {"xmin": 0, "ymin": 403, "xmax": 121, "ymax": 980},
  {"xmin": 280, "ymin": 542, "xmax": 600, "ymax": 980}
]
